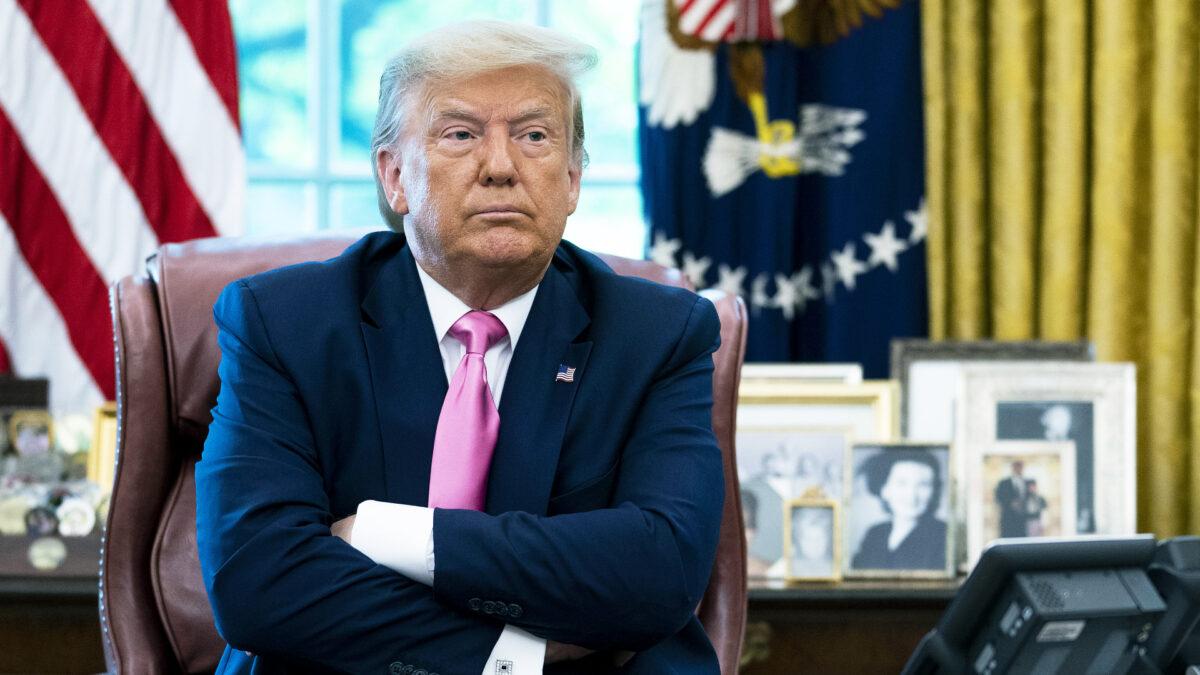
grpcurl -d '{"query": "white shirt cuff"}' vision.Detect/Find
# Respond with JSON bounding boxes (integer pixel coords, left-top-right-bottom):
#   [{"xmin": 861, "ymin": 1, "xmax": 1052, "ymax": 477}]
[
  {"xmin": 349, "ymin": 500, "xmax": 435, "ymax": 586},
  {"xmin": 482, "ymin": 625, "xmax": 546, "ymax": 675}
]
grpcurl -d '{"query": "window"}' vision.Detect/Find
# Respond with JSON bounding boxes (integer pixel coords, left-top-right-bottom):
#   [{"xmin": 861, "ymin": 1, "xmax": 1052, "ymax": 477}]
[{"xmin": 231, "ymin": 0, "xmax": 645, "ymax": 258}]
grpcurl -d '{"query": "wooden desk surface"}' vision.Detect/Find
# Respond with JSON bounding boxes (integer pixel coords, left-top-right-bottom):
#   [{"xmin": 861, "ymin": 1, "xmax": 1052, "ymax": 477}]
[{"xmin": 743, "ymin": 578, "xmax": 960, "ymax": 674}]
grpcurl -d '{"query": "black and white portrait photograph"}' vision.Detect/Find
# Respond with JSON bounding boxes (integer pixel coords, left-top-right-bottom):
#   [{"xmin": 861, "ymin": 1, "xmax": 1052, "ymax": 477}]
[
  {"xmin": 845, "ymin": 444, "xmax": 953, "ymax": 578},
  {"xmin": 996, "ymin": 401, "xmax": 1094, "ymax": 533},
  {"xmin": 784, "ymin": 500, "xmax": 839, "ymax": 582},
  {"xmin": 736, "ymin": 427, "xmax": 852, "ymax": 578}
]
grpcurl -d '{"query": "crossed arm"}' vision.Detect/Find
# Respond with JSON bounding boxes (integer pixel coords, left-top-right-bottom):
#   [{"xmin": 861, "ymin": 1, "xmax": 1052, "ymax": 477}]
[{"xmin": 196, "ymin": 281, "xmax": 724, "ymax": 672}]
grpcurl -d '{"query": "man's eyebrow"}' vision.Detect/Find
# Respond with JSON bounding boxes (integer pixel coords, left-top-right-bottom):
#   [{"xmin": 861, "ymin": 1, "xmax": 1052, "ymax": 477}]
[
  {"xmin": 508, "ymin": 106, "xmax": 557, "ymax": 127},
  {"xmin": 429, "ymin": 106, "xmax": 483, "ymax": 125}
]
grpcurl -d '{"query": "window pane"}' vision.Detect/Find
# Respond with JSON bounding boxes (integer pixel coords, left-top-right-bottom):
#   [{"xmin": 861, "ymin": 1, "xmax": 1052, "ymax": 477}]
[
  {"xmin": 549, "ymin": 1, "xmax": 640, "ymax": 172},
  {"xmin": 244, "ymin": 182, "xmax": 318, "ymax": 234},
  {"xmin": 231, "ymin": 0, "xmax": 313, "ymax": 168},
  {"xmin": 331, "ymin": 182, "xmax": 390, "ymax": 230},
  {"xmin": 337, "ymin": 0, "xmax": 539, "ymax": 169},
  {"xmin": 564, "ymin": 183, "xmax": 645, "ymax": 259}
]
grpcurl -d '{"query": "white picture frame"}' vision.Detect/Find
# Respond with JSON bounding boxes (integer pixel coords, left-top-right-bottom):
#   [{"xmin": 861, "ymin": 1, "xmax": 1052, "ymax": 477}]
[{"xmin": 955, "ymin": 362, "xmax": 1136, "ymax": 568}]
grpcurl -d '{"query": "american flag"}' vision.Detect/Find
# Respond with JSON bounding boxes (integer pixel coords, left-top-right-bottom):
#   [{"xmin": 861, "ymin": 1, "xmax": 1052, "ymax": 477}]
[
  {"xmin": 0, "ymin": 1, "xmax": 243, "ymax": 417},
  {"xmin": 555, "ymin": 364, "xmax": 576, "ymax": 383}
]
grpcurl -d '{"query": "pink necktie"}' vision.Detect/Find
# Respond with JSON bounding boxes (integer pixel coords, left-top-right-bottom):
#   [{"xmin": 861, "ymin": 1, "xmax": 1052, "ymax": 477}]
[{"xmin": 427, "ymin": 310, "xmax": 508, "ymax": 510}]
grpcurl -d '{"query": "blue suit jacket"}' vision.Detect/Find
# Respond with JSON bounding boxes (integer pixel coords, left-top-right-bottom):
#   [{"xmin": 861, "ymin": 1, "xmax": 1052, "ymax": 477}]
[{"xmin": 196, "ymin": 232, "xmax": 725, "ymax": 674}]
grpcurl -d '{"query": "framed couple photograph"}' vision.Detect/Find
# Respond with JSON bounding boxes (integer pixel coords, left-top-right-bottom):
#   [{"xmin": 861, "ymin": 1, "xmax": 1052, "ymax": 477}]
[
  {"xmin": 978, "ymin": 440, "xmax": 1076, "ymax": 546},
  {"xmin": 841, "ymin": 443, "xmax": 955, "ymax": 579},
  {"xmin": 784, "ymin": 496, "xmax": 841, "ymax": 582},
  {"xmin": 890, "ymin": 339, "xmax": 1094, "ymax": 440},
  {"xmin": 956, "ymin": 362, "xmax": 1136, "ymax": 566},
  {"xmin": 736, "ymin": 379, "xmax": 896, "ymax": 580}
]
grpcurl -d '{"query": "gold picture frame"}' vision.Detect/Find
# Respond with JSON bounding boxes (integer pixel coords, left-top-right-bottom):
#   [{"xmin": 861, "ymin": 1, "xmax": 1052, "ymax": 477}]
[
  {"xmin": 784, "ymin": 495, "xmax": 842, "ymax": 583},
  {"xmin": 737, "ymin": 379, "xmax": 898, "ymax": 581},
  {"xmin": 89, "ymin": 403, "xmax": 117, "ymax": 495},
  {"xmin": 6, "ymin": 409, "xmax": 54, "ymax": 456},
  {"xmin": 737, "ymin": 380, "xmax": 899, "ymax": 441}
]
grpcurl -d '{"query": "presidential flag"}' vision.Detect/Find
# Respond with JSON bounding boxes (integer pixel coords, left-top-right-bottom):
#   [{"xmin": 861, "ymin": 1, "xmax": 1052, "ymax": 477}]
[
  {"xmin": 639, "ymin": 0, "xmax": 926, "ymax": 376},
  {"xmin": 0, "ymin": 1, "xmax": 243, "ymax": 416}
]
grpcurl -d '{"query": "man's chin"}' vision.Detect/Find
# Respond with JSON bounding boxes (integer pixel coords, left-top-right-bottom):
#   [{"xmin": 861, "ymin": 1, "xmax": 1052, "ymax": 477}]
[{"xmin": 464, "ymin": 234, "xmax": 557, "ymax": 270}]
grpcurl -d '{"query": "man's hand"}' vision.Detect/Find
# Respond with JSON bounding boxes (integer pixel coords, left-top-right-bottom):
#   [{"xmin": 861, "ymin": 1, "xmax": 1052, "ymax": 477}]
[
  {"xmin": 545, "ymin": 642, "xmax": 634, "ymax": 667},
  {"xmin": 330, "ymin": 514, "xmax": 355, "ymax": 543},
  {"xmin": 545, "ymin": 640, "xmax": 593, "ymax": 664}
]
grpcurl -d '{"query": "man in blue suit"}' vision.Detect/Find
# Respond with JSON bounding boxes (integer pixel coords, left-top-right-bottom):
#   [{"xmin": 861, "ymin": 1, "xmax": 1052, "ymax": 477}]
[{"xmin": 196, "ymin": 20, "xmax": 724, "ymax": 675}]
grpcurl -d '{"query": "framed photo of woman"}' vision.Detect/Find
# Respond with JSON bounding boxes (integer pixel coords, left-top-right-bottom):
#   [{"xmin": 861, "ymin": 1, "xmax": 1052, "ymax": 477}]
[
  {"xmin": 784, "ymin": 497, "xmax": 841, "ymax": 583},
  {"xmin": 843, "ymin": 443, "xmax": 955, "ymax": 579}
]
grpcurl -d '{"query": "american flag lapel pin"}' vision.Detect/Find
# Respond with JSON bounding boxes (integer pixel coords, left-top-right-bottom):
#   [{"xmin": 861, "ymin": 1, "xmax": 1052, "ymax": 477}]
[{"xmin": 555, "ymin": 364, "xmax": 576, "ymax": 383}]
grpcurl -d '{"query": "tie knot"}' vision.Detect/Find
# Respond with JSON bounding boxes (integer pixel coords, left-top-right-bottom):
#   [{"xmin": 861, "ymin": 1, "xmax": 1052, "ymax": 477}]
[{"xmin": 449, "ymin": 310, "xmax": 507, "ymax": 355}]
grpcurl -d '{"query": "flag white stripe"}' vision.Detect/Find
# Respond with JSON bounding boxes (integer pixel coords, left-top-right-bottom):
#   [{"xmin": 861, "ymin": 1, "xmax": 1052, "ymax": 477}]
[
  {"xmin": 678, "ymin": 0, "xmax": 723, "ymax": 35},
  {"xmin": 0, "ymin": 0, "xmax": 160, "ymax": 284},
  {"xmin": 699, "ymin": 3, "xmax": 737, "ymax": 41},
  {"xmin": 87, "ymin": 0, "xmax": 244, "ymax": 236},
  {"xmin": 0, "ymin": 214, "xmax": 104, "ymax": 418}
]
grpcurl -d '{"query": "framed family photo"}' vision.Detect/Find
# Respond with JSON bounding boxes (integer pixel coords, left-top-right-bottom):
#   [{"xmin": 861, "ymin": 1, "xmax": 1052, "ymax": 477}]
[
  {"xmin": 956, "ymin": 362, "xmax": 1136, "ymax": 566},
  {"xmin": 737, "ymin": 379, "xmax": 896, "ymax": 580},
  {"xmin": 890, "ymin": 339, "xmax": 1093, "ymax": 440},
  {"xmin": 842, "ymin": 443, "xmax": 955, "ymax": 579},
  {"xmin": 738, "ymin": 426, "xmax": 853, "ymax": 578},
  {"xmin": 784, "ymin": 497, "xmax": 841, "ymax": 582}
]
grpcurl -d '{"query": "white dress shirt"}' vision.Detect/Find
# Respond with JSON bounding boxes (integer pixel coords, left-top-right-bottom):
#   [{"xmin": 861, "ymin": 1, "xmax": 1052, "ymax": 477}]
[{"xmin": 350, "ymin": 262, "xmax": 546, "ymax": 674}]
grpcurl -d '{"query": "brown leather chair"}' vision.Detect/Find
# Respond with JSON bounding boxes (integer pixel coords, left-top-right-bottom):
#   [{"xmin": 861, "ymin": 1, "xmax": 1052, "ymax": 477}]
[{"xmin": 101, "ymin": 232, "xmax": 748, "ymax": 674}]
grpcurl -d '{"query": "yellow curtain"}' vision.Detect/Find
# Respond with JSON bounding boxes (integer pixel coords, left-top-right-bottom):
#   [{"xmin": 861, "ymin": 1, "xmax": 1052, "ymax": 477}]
[{"xmin": 922, "ymin": 0, "xmax": 1199, "ymax": 536}]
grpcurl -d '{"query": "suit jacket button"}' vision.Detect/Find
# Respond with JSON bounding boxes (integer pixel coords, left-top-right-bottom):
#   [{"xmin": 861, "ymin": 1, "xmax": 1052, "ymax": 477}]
[
  {"xmin": 509, "ymin": 603, "xmax": 523, "ymax": 618},
  {"xmin": 482, "ymin": 600, "xmax": 496, "ymax": 614},
  {"xmin": 469, "ymin": 597, "xmax": 482, "ymax": 611}
]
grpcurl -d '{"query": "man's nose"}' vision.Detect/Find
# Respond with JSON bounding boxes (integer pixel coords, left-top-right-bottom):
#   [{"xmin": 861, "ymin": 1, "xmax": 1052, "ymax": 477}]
[{"xmin": 478, "ymin": 132, "xmax": 517, "ymax": 185}]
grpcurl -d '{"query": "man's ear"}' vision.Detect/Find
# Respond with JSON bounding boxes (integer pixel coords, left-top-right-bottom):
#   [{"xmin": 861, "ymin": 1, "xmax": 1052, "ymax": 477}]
[
  {"xmin": 566, "ymin": 162, "xmax": 582, "ymax": 216},
  {"xmin": 375, "ymin": 147, "xmax": 409, "ymax": 216}
]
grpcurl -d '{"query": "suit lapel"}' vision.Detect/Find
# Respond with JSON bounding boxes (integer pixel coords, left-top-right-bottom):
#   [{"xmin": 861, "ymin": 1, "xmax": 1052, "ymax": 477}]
[
  {"xmin": 486, "ymin": 256, "xmax": 591, "ymax": 516},
  {"xmin": 360, "ymin": 246, "xmax": 447, "ymax": 505}
]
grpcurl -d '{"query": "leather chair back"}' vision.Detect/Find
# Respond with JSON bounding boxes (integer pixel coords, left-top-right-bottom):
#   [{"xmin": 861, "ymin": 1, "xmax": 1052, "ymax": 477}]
[{"xmin": 100, "ymin": 232, "xmax": 748, "ymax": 674}]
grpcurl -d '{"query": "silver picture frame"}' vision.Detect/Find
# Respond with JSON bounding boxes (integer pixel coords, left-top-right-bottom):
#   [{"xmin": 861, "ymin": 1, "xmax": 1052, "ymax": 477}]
[
  {"xmin": 955, "ymin": 362, "xmax": 1136, "ymax": 568},
  {"xmin": 890, "ymin": 339, "xmax": 1094, "ymax": 440}
]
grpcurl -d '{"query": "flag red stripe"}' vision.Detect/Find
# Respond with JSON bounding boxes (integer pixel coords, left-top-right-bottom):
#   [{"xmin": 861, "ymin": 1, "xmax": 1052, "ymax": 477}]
[
  {"xmin": 169, "ymin": 0, "xmax": 241, "ymax": 130},
  {"xmin": 0, "ymin": 108, "xmax": 115, "ymax": 399},
  {"xmin": 693, "ymin": 0, "xmax": 729, "ymax": 38},
  {"xmin": 757, "ymin": 0, "xmax": 775, "ymax": 40},
  {"xmin": 0, "ymin": 336, "xmax": 10, "ymax": 375},
  {"xmin": 18, "ymin": 0, "xmax": 219, "ymax": 245}
]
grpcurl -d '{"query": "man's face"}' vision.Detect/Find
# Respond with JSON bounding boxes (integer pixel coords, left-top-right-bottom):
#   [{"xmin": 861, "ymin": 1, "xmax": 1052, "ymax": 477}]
[{"xmin": 379, "ymin": 65, "xmax": 581, "ymax": 274}]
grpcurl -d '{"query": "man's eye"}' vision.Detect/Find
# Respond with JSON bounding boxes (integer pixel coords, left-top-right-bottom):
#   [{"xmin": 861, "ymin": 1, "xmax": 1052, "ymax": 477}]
[
  {"xmin": 527, "ymin": 131, "xmax": 546, "ymax": 142},
  {"xmin": 449, "ymin": 130, "xmax": 472, "ymax": 141}
]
